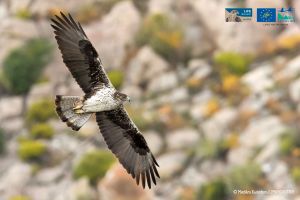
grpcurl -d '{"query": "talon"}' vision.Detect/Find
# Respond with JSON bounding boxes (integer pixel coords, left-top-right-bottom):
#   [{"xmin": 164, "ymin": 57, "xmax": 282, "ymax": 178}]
[
  {"xmin": 74, "ymin": 108, "xmax": 84, "ymax": 114},
  {"xmin": 73, "ymin": 103, "xmax": 84, "ymax": 114},
  {"xmin": 73, "ymin": 104, "xmax": 82, "ymax": 110}
]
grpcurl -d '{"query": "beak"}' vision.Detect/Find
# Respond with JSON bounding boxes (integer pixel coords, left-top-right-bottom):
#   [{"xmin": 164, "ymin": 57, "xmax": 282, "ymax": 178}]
[{"xmin": 127, "ymin": 97, "xmax": 131, "ymax": 103}]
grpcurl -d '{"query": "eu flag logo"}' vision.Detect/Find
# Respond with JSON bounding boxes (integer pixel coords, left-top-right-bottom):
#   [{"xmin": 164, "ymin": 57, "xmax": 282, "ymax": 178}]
[{"xmin": 257, "ymin": 8, "xmax": 276, "ymax": 22}]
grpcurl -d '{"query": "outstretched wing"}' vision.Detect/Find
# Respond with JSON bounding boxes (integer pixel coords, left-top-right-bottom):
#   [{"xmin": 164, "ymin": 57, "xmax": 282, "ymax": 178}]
[
  {"xmin": 51, "ymin": 12, "xmax": 111, "ymax": 94},
  {"xmin": 96, "ymin": 108, "xmax": 160, "ymax": 189}
]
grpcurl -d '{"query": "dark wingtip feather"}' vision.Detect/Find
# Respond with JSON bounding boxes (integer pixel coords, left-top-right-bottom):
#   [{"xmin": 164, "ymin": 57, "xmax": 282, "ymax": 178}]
[
  {"xmin": 136, "ymin": 173, "xmax": 140, "ymax": 185},
  {"xmin": 56, "ymin": 108, "xmax": 68, "ymax": 122},
  {"xmin": 66, "ymin": 120, "xmax": 80, "ymax": 131},
  {"xmin": 54, "ymin": 14, "xmax": 61, "ymax": 21},
  {"xmin": 60, "ymin": 11, "xmax": 66, "ymax": 18},
  {"xmin": 146, "ymin": 170, "xmax": 151, "ymax": 189},
  {"xmin": 149, "ymin": 167, "xmax": 156, "ymax": 185},
  {"xmin": 141, "ymin": 172, "xmax": 146, "ymax": 189},
  {"xmin": 55, "ymin": 95, "xmax": 62, "ymax": 105},
  {"xmin": 152, "ymin": 154, "xmax": 159, "ymax": 167},
  {"xmin": 153, "ymin": 164, "xmax": 160, "ymax": 178}
]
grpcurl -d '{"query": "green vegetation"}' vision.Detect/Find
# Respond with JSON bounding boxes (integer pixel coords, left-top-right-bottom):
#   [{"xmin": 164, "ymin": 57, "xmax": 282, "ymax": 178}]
[
  {"xmin": 197, "ymin": 139, "xmax": 228, "ymax": 159},
  {"xmin": 107, "ymin": 70, "xmax": 124, "ymax": 90},
  {"xmin": 30, "ymin": 123, "xmax": 54, "ymax": 139},
  {"xmin": 214, "ymin": 52, "xmax": 251, "ymax": 76},
  {"xmin": 73, "ymin": 150, "xmax": 115, "ymax": 184},
  {"xmin": 136, "ymin": 14, "xmax": 183, "ymax": 62},
  {"xmin": 15, "ymin": 8, "xmax": 32, "ymax": 20},
  {"xmin": 2, "ymin": 38, "xmax": 53, "ymax": 95},
  {"xmin": 197, "ymin": 179, "xmax": 228, "ymax": 200},
  {"xmin": 26, "ymin": 99, "xmax": 56, "ymax": 124},
  {"xmin": 18, "ymin": 140, "xmax": 47, "ymax": 161},
  {"xmin": 226, "ymin": 163, "xmax": 262, "ymax": 190},
  {"xmin": 9, "ymin": 195, "xmax": 31, "ymax": 200},
  {"xmin": 75, "ymin": 0, "xmax": 122, "ymax": 24},
  {"xmin": 279, "ymin": 131, "xmax": 300, "ymax": 156},
  {"xmin": 280, "ymin": 133, "xmax": 295, "ymax": 155},
  {"xmin": 292, "ymin": 167, "xmax": 300, "ymax": 184},
  {"xmin": 0, "ymin": 128, "xmax": 5, "ymax": 154}
]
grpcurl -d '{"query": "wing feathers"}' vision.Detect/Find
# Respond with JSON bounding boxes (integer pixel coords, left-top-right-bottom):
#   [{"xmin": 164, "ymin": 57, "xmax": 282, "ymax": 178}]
[
  {"xmin": 96, "ymin": 109, "xmax": 159, "ymax": 189},
  {"xmin": 51, "ymin": 12, "xmax": 110, "ymax": 94}
]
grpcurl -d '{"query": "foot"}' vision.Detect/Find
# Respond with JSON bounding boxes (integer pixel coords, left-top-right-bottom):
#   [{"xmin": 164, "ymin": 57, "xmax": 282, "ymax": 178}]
[{"xmin": 73, "ymin": 102, "xmax": 84, "ymax": 114}]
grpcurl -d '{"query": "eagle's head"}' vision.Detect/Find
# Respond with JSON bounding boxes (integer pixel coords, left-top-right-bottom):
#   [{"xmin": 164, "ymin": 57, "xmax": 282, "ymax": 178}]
[{"xmin": 114, "ymin": 91, "xmax": 131, "ymax": 103}]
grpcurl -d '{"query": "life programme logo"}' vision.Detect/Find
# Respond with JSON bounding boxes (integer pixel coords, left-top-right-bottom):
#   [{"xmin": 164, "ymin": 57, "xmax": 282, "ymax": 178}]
[{"xmin": 225, "ymin": 8, "xmax": 252, "ymax": 22}]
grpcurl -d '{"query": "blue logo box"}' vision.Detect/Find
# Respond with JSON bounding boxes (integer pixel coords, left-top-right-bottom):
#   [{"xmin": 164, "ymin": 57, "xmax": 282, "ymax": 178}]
[
  {"xmin": 226, "ymin": 8, "xmax": 252, "ymax": 17},
  {"xmin": 225, "ymin": 8, "xmax": 252, "ymax": 22},
  {"xmin": 257, "ymin": 8, "xmax": 276, "ymax": 22}
]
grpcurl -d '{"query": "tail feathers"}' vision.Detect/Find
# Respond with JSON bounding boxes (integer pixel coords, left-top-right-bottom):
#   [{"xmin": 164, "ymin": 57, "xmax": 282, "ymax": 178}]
[{"xmin": 55, "ymin": 95, "xmax": 91, "ymax": 131}]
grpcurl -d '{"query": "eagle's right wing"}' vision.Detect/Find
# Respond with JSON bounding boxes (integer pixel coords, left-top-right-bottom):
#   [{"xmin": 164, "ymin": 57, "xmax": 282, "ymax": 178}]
[
  {"xmin": 96, "ymin": 108, "xmax": 160, "ymax": 189},
  {"xmin": 51, "ymin": 12, "xmax": 111, "ymax": 94}
]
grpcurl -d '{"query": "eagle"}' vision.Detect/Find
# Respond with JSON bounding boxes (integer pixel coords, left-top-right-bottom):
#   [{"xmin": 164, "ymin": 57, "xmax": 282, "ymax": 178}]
[
  {"xmin": 50, "ymin": 12, "xmax": 159, "ymax": 189},
  {"xmin": 225, "ymin": 10, "xmax": 242, "ymax": 22}
]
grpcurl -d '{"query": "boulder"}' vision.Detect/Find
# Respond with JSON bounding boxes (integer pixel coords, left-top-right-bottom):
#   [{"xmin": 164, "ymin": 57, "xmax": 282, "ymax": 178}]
[
  {"xmin": 239, "ymin": 116, "xmax": 286, "ymax": 148},
  {"xmin": 201, "ymin": 107, "xmax": 238, "ymax": 141},
  {"xmin": 166, "ymin": 128, "xmax": 200, "ymax": 150},
  {"xmin": 289, "ymin": 78, "xmax": 300, "ymax": 102},
  {"xmin": 0, "ymin": 96, "xmax": 23, "ymax": 121},
  {"xmin": 242, "ymin": 64, "xmax": 274, "ymax": 94},
  {"xmin": 144, "ymin": 131, "xmax": 163, "ymax": 155},
  {"xmin": 157, "ymin": 151, "xmax": 188, "ymax": 179},
  {"xmin": 85, "ymin": 1, "xmax": 141, "ymax": 69},
  {"xmin": 0, "ymin": 162, "xmax": 31, "ymax": 198},
  {"xmin": 148, "ymin": 71, "xmax": 178, "ymax": 93},
  {"xmin": 98, "ymin": 164, "xmax": 153, "ymax": 200},
  {"xmin": 126, "ymin": 46, "xmax": 169, "ymax": 86},
  {"xmin": 276, "ymin": 55, "xmax": 300, "ymax": 81}
]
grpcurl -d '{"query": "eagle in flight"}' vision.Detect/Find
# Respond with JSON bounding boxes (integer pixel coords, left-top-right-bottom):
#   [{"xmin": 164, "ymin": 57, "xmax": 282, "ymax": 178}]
[{"xmin": 51, "ymin": 12, "xmax": 159, "ymax": 189}]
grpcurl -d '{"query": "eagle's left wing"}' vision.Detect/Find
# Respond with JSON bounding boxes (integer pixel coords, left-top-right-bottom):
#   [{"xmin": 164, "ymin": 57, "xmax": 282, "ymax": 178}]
[
  {"xmin": 51, "ymin": 12, "xmax": 111, "ymax": 94},
  {"xmin": 96, "ymin": 108, "xmax": 160, "ymax": 189}
]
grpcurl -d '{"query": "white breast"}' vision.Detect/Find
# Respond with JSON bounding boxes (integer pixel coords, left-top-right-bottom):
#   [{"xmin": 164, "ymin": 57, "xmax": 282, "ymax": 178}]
[{"xmin": 82, "ymin": 87, "xmax": 119, "ymax": 112}]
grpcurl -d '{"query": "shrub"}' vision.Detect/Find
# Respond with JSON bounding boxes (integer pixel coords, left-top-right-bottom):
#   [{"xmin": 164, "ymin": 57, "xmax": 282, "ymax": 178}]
[
  {"xmin": 214, "ymin": 52, "xmax": 251, "ymax": 76},
  {"xmin": 2, "ymin": 38, "xmax": 53, "ymax": 95},
  {"xmin": 73, "ymin": 150, "xmax": 115, "ymax": 184},
  {"xmin": 292, "ymin": 167, "xmax": 300, "ymax": 184},
  {"xmin": 204, "ymin": 99, "xmax": 220, "ymax": 117},
  {"xmin": 222, "ymin": 75, "xmax": 240, "ymax": 93},
  {"xmin": 18, "ymin": 140, "xmax": 46, "ymax": 161},
  {"xmin": 9, "ymin": 195, "xmax": 31, "ymax": 200},
  {"xmin": 26, "ymin": 99, "xmax": 56, "ymax": 124},
  {"xmin": 197, "ymin": 139, "xmax": 228, "ymax": 160},
  {"xmin": 15, "ymin": 8, "xmax": 32, "ymax": 20},
  {"xmin": 30, "ymin": 123, "xmax": 54, "ymax": 139},
  {"xmin": 226, "ymin": 163, "xmax": 262, "ymax": 190},
  {"xmin": 279, "ymin": 132, "xmax": 297, "ymax": 156},
  {"xmin": 107, "ymin": 70, "xmax": 124, "ymax": 90},
  {"xmin": 136, "ymin": 14, "xmax": 183, "ymax": 62},
  {"xmin": 0, "ymin": 128, "xmax": 5, "ymax": 154},
  {"xmin": 74, "ymin": 0, "xmax": 121, "ymax": 24},
  {"xmin": 197, "ymin": 179, "xmax": 228, "ymax": 200}
]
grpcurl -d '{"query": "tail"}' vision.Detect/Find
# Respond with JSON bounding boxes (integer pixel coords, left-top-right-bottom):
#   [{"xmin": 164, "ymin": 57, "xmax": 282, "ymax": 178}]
[{"xmin": 55, "ymin": 95, "xmax": 91, "ymax": 131}]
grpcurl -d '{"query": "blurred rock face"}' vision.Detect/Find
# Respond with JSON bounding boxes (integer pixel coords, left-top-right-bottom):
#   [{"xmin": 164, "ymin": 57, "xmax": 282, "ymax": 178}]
[
  {"xmin": 1, "ymin": 0, "xmax": 300, "ymax": 199},
  {"xmin": 98, "ymin": 164, "xmax": 153, "ymax": 200},
  {"xmin": 85, "ymin": 1, "xmax": 141, "ymax": 70}
]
